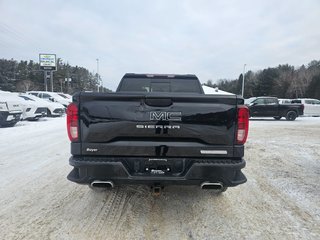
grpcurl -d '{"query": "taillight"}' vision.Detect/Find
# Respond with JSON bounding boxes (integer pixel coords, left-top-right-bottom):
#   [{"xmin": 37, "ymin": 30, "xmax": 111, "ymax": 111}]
[
  {"xmin": 236, "ymin": 106, "xmax": 249, "ymax": 145},
  {"xmin": 66, "ymin": 103, "xmax": 79, "ymax": 141}
]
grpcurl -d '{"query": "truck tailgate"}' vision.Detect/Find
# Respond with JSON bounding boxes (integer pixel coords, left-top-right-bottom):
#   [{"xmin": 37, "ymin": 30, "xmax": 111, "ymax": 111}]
[{"xmin": 77, "ymin": 93, "xmax": 238, "ymax": 158}]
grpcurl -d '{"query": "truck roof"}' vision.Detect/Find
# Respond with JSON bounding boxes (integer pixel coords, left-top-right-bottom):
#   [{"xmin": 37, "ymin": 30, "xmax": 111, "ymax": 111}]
[
  {"xmin": 117, "ymin": 73, "xmax": 203, "ymax": 93},
  {"xmin": 123, "ymin": 73, "xmax": 198, "ymax": 80}
]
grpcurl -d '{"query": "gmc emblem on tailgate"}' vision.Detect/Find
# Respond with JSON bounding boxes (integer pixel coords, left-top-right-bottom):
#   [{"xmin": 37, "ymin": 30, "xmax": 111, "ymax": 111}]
[{"xmin": 150, "ymin": 112, "xmax": 182, "ymax": 121}]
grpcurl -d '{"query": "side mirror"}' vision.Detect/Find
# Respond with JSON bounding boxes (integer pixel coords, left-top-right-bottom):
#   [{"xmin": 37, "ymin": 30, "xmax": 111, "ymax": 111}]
[
  {"xmin": 250, "ymin": 102, "xmax": 257, "ymax": 106},
  {"xmin": 49, "ymin": 97, "xmax": 55, "ymax": 102}
]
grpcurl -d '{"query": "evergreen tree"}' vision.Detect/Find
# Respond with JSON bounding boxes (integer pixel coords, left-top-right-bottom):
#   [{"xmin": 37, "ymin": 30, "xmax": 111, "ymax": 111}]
[{"xmin": 306, "ymin": 74, "xmax": 320, "ymax": 99}]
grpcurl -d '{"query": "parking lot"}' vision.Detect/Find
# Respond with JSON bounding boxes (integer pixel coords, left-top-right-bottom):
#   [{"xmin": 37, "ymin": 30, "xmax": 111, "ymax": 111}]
[{"xmin": 0, "ymin": 117, "xmax": 319, "ymax": 240}]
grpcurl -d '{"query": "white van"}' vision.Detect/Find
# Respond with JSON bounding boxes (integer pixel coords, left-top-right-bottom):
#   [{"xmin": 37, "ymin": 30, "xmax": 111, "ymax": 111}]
[{"xmin": 291, "ymin": 98, "xmax": 320, "ymax": 116}]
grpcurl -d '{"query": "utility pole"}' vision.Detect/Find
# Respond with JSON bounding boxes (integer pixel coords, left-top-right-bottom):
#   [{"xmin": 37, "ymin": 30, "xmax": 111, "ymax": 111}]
[
  {"xmin": 44, "ymin": 71, "xmax": 51, "ymax": 91},
  {"xmin": 44, "ymin": 71, "xmax": 47, "ymax": 91},
  {"xmin": 66, "ymin": 63, "xmax": 70, "ymax": 93},
  {"xmin": 96, "ymin": 58, "xmax": 99, "ymax": 92},
  {"xmin": 242, "ymin": 64, "xmax": 246, "ymax": 97},
  {"xmin": 50, "ymin": 71, "xmax": 53, "ymax": 92}
]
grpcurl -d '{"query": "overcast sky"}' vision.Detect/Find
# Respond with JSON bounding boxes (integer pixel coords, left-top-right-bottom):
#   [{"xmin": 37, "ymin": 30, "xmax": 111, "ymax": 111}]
[{"xmin": 1, "ymin": 0, "xmax": 320, "ymax": 90}]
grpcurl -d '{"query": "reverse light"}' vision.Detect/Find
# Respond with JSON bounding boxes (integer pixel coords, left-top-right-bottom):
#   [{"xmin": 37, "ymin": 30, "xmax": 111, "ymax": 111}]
[
  {"xmin": 236, "ymin": 106, "xmax": 249, "ymax": 145},
  {"xmin": 66, "ymin": 103, "xmax": 79, "ymax": 141}
]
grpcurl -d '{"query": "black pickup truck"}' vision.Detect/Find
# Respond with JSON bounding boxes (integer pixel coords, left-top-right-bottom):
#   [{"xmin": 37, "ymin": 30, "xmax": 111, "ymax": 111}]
[
  {"xmin": 66, "ymin": 74, "xmax": 249, "ymax": 193},
  {"xmin": 245, "ymin": 97, "xmax": 304, "ymax": 121}
]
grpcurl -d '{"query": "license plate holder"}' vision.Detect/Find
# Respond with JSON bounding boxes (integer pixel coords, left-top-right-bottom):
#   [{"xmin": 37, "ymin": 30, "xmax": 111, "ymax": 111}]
[{"xmin": 144, "ymin": 158, "xmax": 184, "ymax": 175}]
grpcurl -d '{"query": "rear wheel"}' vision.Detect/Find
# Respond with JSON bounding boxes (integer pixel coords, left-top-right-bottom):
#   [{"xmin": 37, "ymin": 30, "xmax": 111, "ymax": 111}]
[
  {"xmin": 273, "ymin": 116, "xmax": 281, "ymax": 120},
  {"xmin": 286, "ymin": 111, "xmax": 297, "ymax": 121}
]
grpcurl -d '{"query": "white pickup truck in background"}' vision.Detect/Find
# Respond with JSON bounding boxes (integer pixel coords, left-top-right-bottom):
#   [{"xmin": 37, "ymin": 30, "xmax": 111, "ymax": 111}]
[{"xmin": 0, "ymin": 91, "xmax": 23, "ymax": 127}]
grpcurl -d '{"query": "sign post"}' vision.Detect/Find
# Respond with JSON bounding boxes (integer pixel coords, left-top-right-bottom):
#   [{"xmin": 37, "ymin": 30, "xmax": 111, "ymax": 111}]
[{"xmin": 39, "ymin": 54, "xmax": 57, "ymax": 91}]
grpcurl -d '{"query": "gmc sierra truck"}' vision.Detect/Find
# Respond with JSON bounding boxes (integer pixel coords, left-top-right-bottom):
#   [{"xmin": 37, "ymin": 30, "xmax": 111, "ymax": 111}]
[
  {"xmin": 67, "ymin": 74, "xmax": 249, "ymax": 194},
  {"xmin": 245, "ymin": 97, "xmax": 304, "ymax": 121}
]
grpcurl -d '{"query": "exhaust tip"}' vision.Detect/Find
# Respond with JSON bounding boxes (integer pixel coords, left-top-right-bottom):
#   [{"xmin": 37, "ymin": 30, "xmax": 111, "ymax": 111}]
[
  {"xmin": 201, "ymin": 182, "xmax": 223, "ymax": 190},
  {"xmin": 90, "ymin": 180, "xmax": 114, "ymax": 188}
]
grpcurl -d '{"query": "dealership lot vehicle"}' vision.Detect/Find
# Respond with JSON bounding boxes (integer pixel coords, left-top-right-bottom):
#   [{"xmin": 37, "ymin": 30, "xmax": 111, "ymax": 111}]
[
  {"xmin": 12, "ymin": 94, "xmax": 47, "ymax": 120},
  {"xmin": 0, "ymin": 100, "xmax": 22, "ymax": 127},
  {"xmin": 291, "ymin": 98, "xmax": 320, "ymax": 116},
  {"xmin": 0, "ymin": 117, "xmax": 319, "ymax": 239},
  {"xmin": 0, "ymin": 91, "xmax": 23, "ymax": 127},
  {"xmin": 1, "ymin": 91, "xmax": 48, "ymax": 121},
  {"xmin": 18, "ymin": 95, "xmax": 47, "ymax": 120},
  {"xmin": 17, "ymin": 97, "xmax": 46, "ymax": 120},
  {"xmin": 27, "ymin": 91, "xmax": 71, "ymax": 107},
  {"xmin": 19, "ymin": 94, "xmax": 65, "ymax": 117},
  {"xmin": 246, "ymin": 96, "xmax": 304, "ymax": 120},
  {"xmin": 67, "ymin": 74, "xmax": 249, "ymax": 192}
]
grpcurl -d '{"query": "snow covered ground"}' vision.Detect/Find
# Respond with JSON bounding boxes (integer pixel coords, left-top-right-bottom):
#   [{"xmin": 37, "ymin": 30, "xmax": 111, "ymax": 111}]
[{"xmin": 0, "ymin": 116, "xmax": 319, "ymax": 239}]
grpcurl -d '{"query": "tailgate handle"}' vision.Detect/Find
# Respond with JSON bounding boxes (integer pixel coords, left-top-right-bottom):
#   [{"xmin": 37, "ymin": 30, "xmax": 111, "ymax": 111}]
[{"xmin": 145, "ymin": 98, "xmax": 173, "ymax": 107}]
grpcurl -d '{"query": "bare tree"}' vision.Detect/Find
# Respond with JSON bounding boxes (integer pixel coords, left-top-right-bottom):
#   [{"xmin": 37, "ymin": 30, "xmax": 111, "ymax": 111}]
[{"xmin": 16, "ymin": 80, "xmax": 34, "ymax": 92}]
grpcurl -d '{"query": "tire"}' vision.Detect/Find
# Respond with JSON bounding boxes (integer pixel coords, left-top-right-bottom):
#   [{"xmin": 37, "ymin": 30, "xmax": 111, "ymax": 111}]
[
  {"xmin": 27, "ymin": 117, "xmax": 40, "ymax": 121},
  {"xmin": 286, "ymin": 111, "xmax": 297, "ymax": 121},
  {"xmin": 47, "ymin": 110, "xmax": 62, "ymax": 118},
  {"xmin": 273, "ymin": 116, "xmax": 281, "ymax": 120}
]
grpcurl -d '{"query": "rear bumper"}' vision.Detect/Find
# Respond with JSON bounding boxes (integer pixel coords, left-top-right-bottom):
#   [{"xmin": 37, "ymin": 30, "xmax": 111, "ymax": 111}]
[
  {"xmin": 0, "ymin": 111, "xmax": 22, "ymax": 126},
  {"xmin": 67, "ymin": 156, "xmax": 247, "ymax": 187}
]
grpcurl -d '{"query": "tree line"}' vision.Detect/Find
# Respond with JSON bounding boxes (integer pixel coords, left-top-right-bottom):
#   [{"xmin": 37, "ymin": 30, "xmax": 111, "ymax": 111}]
[
  {"xmin": 0, "ymin": 58, "xmax": 111, "ymax": 93},
  {"xmin": 206, "ymin": 60, "xmax": 320, "ymax": 99},
  {"xmin": 2, "ymin": 58, "xmax": 320, "ymax": 98}
]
